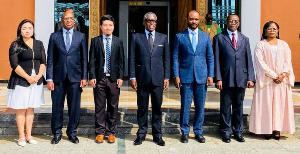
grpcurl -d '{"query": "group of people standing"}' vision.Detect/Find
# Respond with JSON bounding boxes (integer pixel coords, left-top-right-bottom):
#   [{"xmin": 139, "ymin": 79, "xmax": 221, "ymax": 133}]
[{"xmin": 6, "ymin": 9, "xmax": 295, "ymax": 147}]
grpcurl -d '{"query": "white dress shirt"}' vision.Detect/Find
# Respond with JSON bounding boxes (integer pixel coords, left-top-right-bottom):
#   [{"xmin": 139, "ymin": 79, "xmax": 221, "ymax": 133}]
[
  {"xmin": 62, "ymin": 28, "xmax": 74, "ymax": 46},
  {"xmin": 188, "ymin": 28, "xmax": 198, "ymax": 45},
  {"xmin": 227, "ymin": 29, "xmax": 238, "ymax": 43}
]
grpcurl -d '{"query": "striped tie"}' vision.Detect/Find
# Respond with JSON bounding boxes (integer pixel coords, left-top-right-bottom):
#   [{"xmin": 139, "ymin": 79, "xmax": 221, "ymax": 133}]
[{"xmin": 105, "ymin": 37, "xmax": 111, "ymax": 73}]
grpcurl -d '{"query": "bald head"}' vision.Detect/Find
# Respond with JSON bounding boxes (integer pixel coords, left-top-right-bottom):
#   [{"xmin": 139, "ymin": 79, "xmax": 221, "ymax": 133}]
[{"xmin": 62, "ymin": 11, "xmax": 75, "ymax": 30}]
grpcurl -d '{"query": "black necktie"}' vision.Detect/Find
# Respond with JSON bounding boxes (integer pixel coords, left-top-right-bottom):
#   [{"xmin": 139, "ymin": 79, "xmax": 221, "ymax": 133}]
[{"xmin": 148, "ymin": 32, "xmax": 154, "ymax": 52}]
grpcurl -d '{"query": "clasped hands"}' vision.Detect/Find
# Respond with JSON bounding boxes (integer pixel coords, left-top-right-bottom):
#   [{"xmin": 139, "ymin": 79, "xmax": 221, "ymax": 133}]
[
  {"xmin": 273, "ymin": 74, "xmax": 286, "ymax": 84},
  {"xmin": 26, "ymin": 75, "xmax": 42, "ymax": 85}
]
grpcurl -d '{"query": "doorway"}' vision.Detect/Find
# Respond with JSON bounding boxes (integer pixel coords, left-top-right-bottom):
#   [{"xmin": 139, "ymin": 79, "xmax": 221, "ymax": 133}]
[{"xmin": 119, "ymin": 1, "xmax": 170, "ymax": 76}]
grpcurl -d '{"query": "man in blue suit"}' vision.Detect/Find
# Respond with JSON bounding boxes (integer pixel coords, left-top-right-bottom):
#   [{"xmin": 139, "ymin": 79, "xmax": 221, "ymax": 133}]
[
  {"xmin": 173, "ymin": 10, "xmax": 214, "ymax": 143},
  {"xmin": 46, "ymin": 10, "xmax": 87, "ymax": 144},
  {"xmin": 213, "ymin": 14, "xmax": 255, "ymax": 143},
  {"xmin": 129, "ymin": 12, "xmax": 170, "ymax": 146}
]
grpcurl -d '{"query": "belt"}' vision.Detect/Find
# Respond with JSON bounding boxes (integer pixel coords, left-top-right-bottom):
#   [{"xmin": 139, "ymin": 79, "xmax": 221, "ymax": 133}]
[{"xmin": 105, "ymin": 73, "xmax": 110, "ymax": 76}]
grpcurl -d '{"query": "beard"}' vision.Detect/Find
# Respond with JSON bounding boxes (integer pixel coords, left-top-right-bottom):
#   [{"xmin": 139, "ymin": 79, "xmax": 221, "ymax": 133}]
[{"xmin": 188, "ymin": 23, "xmax": 198, "ymax": 30}]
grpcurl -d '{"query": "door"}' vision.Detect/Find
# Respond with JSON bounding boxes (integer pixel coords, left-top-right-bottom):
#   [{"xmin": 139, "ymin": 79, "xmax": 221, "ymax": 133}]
[{"xmin": 119, "ymin": 1, "xmax": 170, "ymax": 76}]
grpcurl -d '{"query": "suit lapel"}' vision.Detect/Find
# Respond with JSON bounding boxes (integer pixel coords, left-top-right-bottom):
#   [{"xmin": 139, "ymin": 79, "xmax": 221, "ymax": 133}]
[
  {"xmin": 223, "ymin": 31, "xmax": 235, "ymax": 50},
  {"xmin": 236, "ymin": 32, "xmax": 243, "ymax": 50},
  {"xmin": 183, "ymin": 29, "xmax": 194, "ymax": 53},
  {"xmin": 58, "ymin": 30, "xmax": 67, "ymax": 53},
  {"xmin": 140, "ymin": 33, "xmax": 150, "ymax": 53},
  {"xmin": 152, "ymin": 32, "xmax": 160, "ymax": 54},
  {"xmin": 110, "ymin": 35, "xmax": 117, "ymax": 63},
  {"xmin": 98, "ymin": 35, "xmax": 105, "ymax": 56},
  {"xmin": 195, "ymin": 31, "xmax": 202, "ymax": 53}
]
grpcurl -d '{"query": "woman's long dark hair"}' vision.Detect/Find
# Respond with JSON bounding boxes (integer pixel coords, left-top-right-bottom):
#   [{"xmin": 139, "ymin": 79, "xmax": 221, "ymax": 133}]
[
  {"xmin": 12, "ymin": 19, "xmax": 35, "ymax": 53},
  {"xmin": 261, "ymin": 21, "xmax": 280, "ymax": 40}
]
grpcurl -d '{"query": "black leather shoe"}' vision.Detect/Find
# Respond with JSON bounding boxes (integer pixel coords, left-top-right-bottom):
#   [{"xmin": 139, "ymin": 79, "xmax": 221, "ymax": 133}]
[
  {"xmin": 68, "ymin": 136, "xmax": 79, "ymax": 144},
  {"xmin": 264, "ymin": 135, "xmax": 272, "ymax": 140},
  {"xmin": 181, "ymin": 134, "xmax": 188, "ymax": 143},
  {"xmin": 195, "ymin": 134, "xmax": 205, "ymax": 143},
  {"xmin": 234, "ymin": 135, "xmax": 245, "ymax": 142},
  {"xmin": 134, "ymin": 136, "xmax": 145, "ymax": 145},
  {"xmin": 51, "ymin": 136, "xmax": 61, "ymax": 144},
  {"xmin": 153, "ymin": 137, "xmax": 165, "ymax": 146},
  {"xmin": 222, "ymin": 136, "xmax": 231, "ymax": 143}
]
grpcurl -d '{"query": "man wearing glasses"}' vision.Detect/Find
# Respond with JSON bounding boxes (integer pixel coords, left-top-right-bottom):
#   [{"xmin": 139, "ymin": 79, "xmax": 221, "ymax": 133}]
[
  {"xmin": 129, "ymin": 12, "xmax": 170, "ymax": 146},
  {"xmin": 47, "ymin": 10, "xmax": 87, "ymax": 144},
  {"xmin": 54, "ymin": 9, "xmax": 81, "ymax": 32},
  {"xmin": 213, "ymin": 14, "xmax": 255, "ymax": 143}
]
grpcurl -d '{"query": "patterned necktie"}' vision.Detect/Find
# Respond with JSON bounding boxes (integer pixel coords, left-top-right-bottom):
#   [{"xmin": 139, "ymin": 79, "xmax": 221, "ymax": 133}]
[
  {"xmin": 148, "ymin": 32, "xmax": 154, "ymax": 52},
  {"xmin": 66, "ymin": 31, "xmax": 70, "ymax": 51},
  {"xmin": 191, "ymin": 31, "xmax": 197, "ymax": 52},
  {"xmin": 232, "ymin": 33, "xmax": 237, "ymax": 49},
  {"xmin": 105, "ymin": 37, "xmax": 111, "ymax": 73}
]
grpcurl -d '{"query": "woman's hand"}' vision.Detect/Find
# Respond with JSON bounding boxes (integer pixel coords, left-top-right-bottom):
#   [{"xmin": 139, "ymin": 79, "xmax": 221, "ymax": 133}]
[
  {"xmin": 26, "ymin": 76, "xmax": 37, "ymax": 84},
  {"xmin": 273, "ymin": 75, "xmax": 284, "ymax": 84}
]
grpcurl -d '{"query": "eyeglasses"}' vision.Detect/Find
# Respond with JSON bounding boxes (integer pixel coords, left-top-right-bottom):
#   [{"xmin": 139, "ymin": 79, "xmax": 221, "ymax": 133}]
[
  {"xmin": 267, "ymin": 28, "xmax": 278, "ymax": 32},
  {"xmin": 145, "ymin": 19, "xmax": 157, "ymax": 24},
  {"xmin": 228, "ymin": 20, "xmax": 239, "ymax": 24},
  {"xmin": 63, "ymin": 17, "xmax": 75, "ymax": 21}
]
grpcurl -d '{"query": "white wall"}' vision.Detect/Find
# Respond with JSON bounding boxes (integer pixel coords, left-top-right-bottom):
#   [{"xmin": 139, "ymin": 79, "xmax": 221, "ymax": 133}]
[
  {"xmin": 241, "ymin": 0, "xmax": 261, "ymax": 53},
  {"xmin": 35, "ymin": 0, "xmax": 54, "ymax": 51}
]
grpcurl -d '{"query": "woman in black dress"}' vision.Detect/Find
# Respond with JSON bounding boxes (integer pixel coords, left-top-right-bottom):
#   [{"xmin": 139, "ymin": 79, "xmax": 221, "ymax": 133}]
[{"xmin": 6, "ymin": 19, "xmax": 46, "ymax": 146}]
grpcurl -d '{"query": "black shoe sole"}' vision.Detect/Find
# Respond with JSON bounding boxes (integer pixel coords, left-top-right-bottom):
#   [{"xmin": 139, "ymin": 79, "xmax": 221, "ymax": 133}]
[
  {"xmin": 181, "ymin": 140, "xmax": 188, "ymax": 143},
  {"xmin": 134, "ymin": 142, "xmax": 142, "ymax": 145}
]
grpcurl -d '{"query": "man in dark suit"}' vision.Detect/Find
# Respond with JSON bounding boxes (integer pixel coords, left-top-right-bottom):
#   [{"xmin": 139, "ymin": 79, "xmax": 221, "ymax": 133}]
[
  {"xmin": 46, "ymin": 10, "xmax": 87, "ymax": 144},
  {"xmin": 173, "ymin": 10, "xmax": 214, "ymax": 143},
  {"xmin": 129, "ymin": 12, "xmax": 170, "ymax": 146},
  {"xmin": 89, "ymin": 14, "xmax": 124, "ymax": 144},
  {"xmin": 213, "ymin": 14, "xmax": 255, "ymax": 143},
  {"xmin": 54, "ymin": 9, "xmax": 80, "ymax": 32}
]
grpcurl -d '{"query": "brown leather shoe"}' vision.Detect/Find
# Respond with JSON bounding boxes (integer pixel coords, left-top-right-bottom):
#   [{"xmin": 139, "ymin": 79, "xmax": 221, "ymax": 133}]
[
  {"xmin": 95, "ymin": 135, "xmax": 104, "ymax": 143},
  {"xmin": 107, "ymin": 135, "xmax": 116, "ymax": 143}
]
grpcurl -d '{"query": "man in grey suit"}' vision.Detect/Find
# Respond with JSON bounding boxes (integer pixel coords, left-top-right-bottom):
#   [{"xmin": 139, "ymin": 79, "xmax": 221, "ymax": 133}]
[{"xmin": 213, "ymin": 14, "xmax": 255, "ymax": 143}]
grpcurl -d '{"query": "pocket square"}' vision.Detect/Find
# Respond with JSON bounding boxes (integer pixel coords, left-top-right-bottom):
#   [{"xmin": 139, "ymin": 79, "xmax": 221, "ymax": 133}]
[{"xmin": 158, "ymin": 45, "xmax": 163, "ymax": 46}]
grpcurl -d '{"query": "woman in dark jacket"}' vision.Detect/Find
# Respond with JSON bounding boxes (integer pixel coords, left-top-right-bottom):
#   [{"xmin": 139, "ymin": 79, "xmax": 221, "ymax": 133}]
[{"xmin": 6, "ymin": 19, "xmax": 46, "ymax": 146}]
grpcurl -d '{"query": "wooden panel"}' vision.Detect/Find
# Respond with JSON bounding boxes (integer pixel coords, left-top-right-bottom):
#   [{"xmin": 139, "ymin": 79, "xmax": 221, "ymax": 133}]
[
  {"xmin": 89, "ymin": 0, "xmax": 106, "ymax": 43},
  {"xmin": 0, "ymin": 0, "xmax": 35, "ymax": 80},
  {"xmin": 196, "ymin": 0, "xmax": 207, "ymax": 25},
  {"xmin": 177, "ymin": 0, "xmax": 193, "ymax": 32}
]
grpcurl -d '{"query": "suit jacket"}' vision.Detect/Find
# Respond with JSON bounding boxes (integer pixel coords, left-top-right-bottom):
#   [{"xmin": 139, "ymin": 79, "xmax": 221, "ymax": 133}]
[
  {"xmin": 89, "ymin": 35, "xmax": 125, "ymax": 81},
  {"xmin": 46, "ymin": 29, "xmax": 88, "ymax": 83},
  {"xmin": 129, "ymin": 31, "xmax": 170, "ymax": 86},
  {"xmin": 54, "ymin": 22, "xmax": 80, "ymax": 32},
  {"xmin": 172, "ymin": 29, "xmax": 214, "ymax": 84},
  {"xmin": 213, "ymin": 30, "xmax": 255, "ymax": 88}
]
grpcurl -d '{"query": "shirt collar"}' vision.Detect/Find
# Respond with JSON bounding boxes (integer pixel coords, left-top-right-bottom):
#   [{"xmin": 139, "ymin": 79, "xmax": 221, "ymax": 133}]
[
  {"xmin": 227, "ymin": 29, "xmax": 237, "ymax": 36},
  {"xmin": 188, "ymin": 28, "xmax": 198, "ymax": 34},
  {"xmin": 103, "ymin": 34, "xmax": 113, "ymax": 40},
  {"xmin": 63, "ymin": 28, "xmax": 74, "ymax": 34},
  {"xmin": 145, "ymin": 29, "xmax": 155, "ymax": 37}
]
